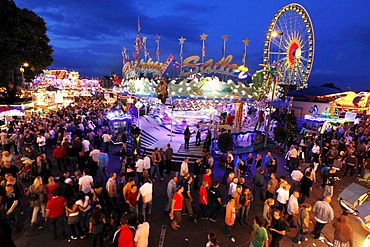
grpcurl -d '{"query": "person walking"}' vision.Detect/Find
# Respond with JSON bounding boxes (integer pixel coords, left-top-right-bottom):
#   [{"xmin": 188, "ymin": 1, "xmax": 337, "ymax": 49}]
[
  {"xmin": 269, "ymin": 209, "xmax": 288, "ymax": 247},
  {"xmin": 106, "ymin": 172, "xmax": 118, "ymax": 205},
  {"xmin": 208, "ymin": 181, "xmax": 222, "ymax": 223},
  {"xmin": 241, "ymin": 186, "xmax": 253, "ymax": 225},
  {"xmin": 195, "ymin": 125, "xmax": 201, "ymax": 146},
  {"xmin": 45, "ymin": 189, "xmax": 66, "ymax": 240},
  {"xmin": 246, "ymin": 215, "xmax": 269, "ymax": 247},
  {"xmin": 293, "ymin": 203, "xmax": 311, "ymax": 244},
  {"xmin": 89, "ymin": 207, "xmax": 106, "ymax": 247},
  {"xmin": 253, "ymin": 168, "xmax": 265, "ymax": 201},
  {"xmin": 287, "ymin": 191, "xmax": 300, "ymax": 228},
  {"xmin": 184, "ymin": 126, "xmax": 191, "ymax": 151},
  {"xmin": 151, "ymin": 148, "xmax": 162, "ymax": 181},
  {"xmin": 165, "ymin": 143, "xmax": 173, "ymax": 174},
  {"xmin": 266, "ymin": 173, "xmax": 278, "ymax": 200},
  {"xmin": 223, "ymin": 198, "xmax": 236, "ymax": 243},
  {"xmin": 312, "ymin": 196, "xmax": 335, "ymax": 240},
  {"xmin": 299, "ymin": 170, "xmax": 313, "ymax": 204},
  {"xmin": 27, "ymin": 176, "xmax": 47, "ymax": 227},
  {"xmin": 165, "ymin": 175, "xmax": 178, "ymax": 213},
  {"xmin": 53, "ymin": 142, "xmax": 67, "ymax": 172},
  {"xmin": 134, "ymin": 215, "xmax": 150, "ymax": 247},
  {"xmin": 263, "ymin": 198, "xmax": 275, "ymax": 228},
  {"xmin": 170, "ymin": 185, "xmax": 184, "ymax": 230},
  {"xmin": 112, "ymin": 215, "xmax": 135, "ymax": 247},
  {"xmin": 137, "ymin": 179, "xmax": 153, "ymax": 222},
  {"xmin": 332, "ymin": 214, "xmax": 354, "ymax": 247},
  {"xmin": 194, "ymin": 180, "xmax": 209, "ymax": 224}
]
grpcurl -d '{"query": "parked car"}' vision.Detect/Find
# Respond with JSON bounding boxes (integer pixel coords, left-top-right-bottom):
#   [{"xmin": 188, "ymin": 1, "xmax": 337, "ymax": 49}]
[{"xmin": 338, "ymin": 182, "xmax": 370, "ymax": 232}]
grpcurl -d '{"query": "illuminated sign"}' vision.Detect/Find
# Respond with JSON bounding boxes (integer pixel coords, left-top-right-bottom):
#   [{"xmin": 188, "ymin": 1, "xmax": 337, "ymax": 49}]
[{"xmin": 181, "ymin": 55, "xmax": 240, "ymax": 77}]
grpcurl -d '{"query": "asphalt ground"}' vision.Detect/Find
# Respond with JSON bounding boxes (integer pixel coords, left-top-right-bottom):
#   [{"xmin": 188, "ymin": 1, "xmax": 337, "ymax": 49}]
[{"xmin": 9, "ymin": 145, "xmax": 369, "ymax": 247}]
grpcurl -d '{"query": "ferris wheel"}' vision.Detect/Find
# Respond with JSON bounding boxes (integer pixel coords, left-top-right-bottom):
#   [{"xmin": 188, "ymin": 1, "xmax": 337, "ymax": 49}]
[{"xmin": 263, "ymin": 3, "xmax": 315, "ymax": 89}]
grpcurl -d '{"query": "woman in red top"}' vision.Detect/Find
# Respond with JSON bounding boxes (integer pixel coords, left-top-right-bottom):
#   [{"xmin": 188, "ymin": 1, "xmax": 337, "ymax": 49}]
[
  {"xmin": 45, "ymin": 177, "xmax": 59, "ymax": 202},
  {"xmin": 170, "ymin": 185, "xmax": 184, "ymax": 230},
  {"xmin": 194, "ymin": 180, "xmax": 209, "ymax": 223}
]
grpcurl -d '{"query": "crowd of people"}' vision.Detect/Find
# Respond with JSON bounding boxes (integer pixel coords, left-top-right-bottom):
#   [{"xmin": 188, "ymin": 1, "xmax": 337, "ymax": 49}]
[
  {"xmin": 0, "ymin": 97, "xmax": 150, "ymax": 246},
  {"xmin": 0, "ymin": 95, "xmax": 369, "ymax": 247}
]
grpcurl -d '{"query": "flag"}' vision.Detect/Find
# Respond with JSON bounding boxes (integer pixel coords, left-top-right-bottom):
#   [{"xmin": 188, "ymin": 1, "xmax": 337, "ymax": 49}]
[
  {"xmin": 202, "ymin": 41, "xmax": 206, "ymax": 58},
  {"xmin": 180, "ymin": 45, "xmax": 183, "ymax": 59},
  {"xmin": 155, "ymin": 34, "xmax": 161, "ymax": 59},
  {"xmin": 122, "ymin": 49, "xmax": 129, "ymax": 64},
  {"xmin": 135, "ymin": 34, "xmax": 142, "ymax": 61},
  {"xmin": 156, "ymin": 47, "xmax": 160, "ymax": 58},
  {"xmin": 137, "ymin": 16, "xmax": 141, "ymax": 32}
]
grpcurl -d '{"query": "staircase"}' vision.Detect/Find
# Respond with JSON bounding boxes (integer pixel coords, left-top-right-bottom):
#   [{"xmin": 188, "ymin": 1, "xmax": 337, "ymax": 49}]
[{"xmin": 123, "ymin": 119, "xmax": 204, "ymax": 168}]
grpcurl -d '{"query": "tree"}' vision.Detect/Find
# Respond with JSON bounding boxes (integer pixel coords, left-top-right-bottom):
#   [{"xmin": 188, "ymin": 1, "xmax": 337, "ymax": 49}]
[
  {"xmin": 218, "ymin": 132, "xmax": 233, "ymax": 153},
  {"xmin": 0, "ymin": 0, "xmax": 53, "ymax": 86},
  {"xmin": 283, "ymin": 113, "xmax": 298, "ymax": 145}
]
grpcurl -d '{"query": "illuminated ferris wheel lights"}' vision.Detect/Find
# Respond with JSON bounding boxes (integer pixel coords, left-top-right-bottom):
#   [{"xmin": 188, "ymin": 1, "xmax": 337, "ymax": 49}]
[{"xmin": 271, "ymin": 31, "xmax": 283, "ymax": 37}]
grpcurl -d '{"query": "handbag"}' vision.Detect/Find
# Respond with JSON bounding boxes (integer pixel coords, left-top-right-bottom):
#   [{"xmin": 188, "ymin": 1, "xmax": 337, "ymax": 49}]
[
  {"xmin": 300, "ymin": 209, "xmax": 308, "ymax": 235},
  {"xmin": 68, "ymin": 214, "xmax": 80, "ymax": 225}
]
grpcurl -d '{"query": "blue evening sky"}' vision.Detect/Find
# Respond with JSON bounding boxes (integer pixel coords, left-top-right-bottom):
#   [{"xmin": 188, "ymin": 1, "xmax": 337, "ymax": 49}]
[{"xmin": 14, "ymin": 0, "xmax": 370, "ymax": 91}]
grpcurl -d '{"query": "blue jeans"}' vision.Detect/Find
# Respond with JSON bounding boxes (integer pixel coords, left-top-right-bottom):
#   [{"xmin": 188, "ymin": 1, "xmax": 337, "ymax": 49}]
[
  {"xmin": 49, "ymin": 216, "xmax": 65, "ymax": 239},
  {"xmin": 241, "ymin": 204, "xmax": 251, "ymax": 222},
  {"xmin": 142, "ymin": 200, "xmax": 152, "ymax": 222},
  {"xmin": 6, "ymin": 207, "xmax": 21, "ymax": 232},
  {"xmin": 81, "ymin": 208, "xmax": 93, "ymax": 231}
]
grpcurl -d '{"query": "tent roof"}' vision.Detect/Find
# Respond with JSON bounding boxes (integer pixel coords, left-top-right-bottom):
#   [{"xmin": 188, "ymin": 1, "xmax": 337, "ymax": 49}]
[{"xmin": 287, "ymin": 86, "xmax": 343, "ymax": 97}]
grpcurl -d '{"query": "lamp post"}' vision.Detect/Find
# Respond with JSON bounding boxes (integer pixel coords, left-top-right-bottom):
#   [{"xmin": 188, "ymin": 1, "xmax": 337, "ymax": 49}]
[
  {"xmin": 264, "ymin": 31, "xmax": 283, "ymax": 148},
  {"xmin": 20, "ymin": 62, "xmax": 29, "ymax": 85}
]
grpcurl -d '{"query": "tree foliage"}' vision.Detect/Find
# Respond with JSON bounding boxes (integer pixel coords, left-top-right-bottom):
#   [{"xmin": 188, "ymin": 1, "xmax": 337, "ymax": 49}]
[
  {"xmin": 218, "ymin": 132, "xmax": 233, "ymax": 153},
  {"xmin": 0, "ymin": 0, "xmax": 53, "ymax": 85},
  {"xmin": 274, "ymin": 113, "xmax": 297, "ymax": 144}
]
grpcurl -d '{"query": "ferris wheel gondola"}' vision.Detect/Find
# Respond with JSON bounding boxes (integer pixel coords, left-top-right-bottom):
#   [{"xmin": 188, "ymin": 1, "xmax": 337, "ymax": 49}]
[{"xmin": 263, "ymin": 3, "xmax": 315, "ymax": 89}]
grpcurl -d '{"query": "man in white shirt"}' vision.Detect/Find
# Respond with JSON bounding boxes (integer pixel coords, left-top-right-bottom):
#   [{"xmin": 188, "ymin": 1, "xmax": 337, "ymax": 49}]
[
  {"xmin": 290, "ymin": 165, "xmax": 303, "ymax": 193},
  {"xmin": 106, "ymin": 172, "xmax": 117, "ymax": 204},
  {"xmin": 89, "ymin": 146, "xmax": 100, "ymax": 163},
  {"xmin": 79, "ymin": 168, "xmax": 94, "ymax": 194},
  {"xmin": 143, "ymin": 153, "xmax": 151, "ymax": 172},
  {"xmin": 180, "ymin": 157, "xmax": 189, "ymax": 177},
  {"xmin": 286, "ymin": 145, "xmax": 298, "ymax": 172},
  {"xmin": 37, "ymin": 133, "xmax": 46, "ymax": 154},
  {"xmin": 134, "ymin": 215, "xmax": 150, "ymax": 247},
  {"xmin": 101, "ymin": 132, "xmax": 112, "ymax": 153},
  {"xmin": 81, "ymin": 137, "xmax": 90, "ymax": 155},
  {"xmin": 137, "ymin": 180, "xmax": 153, "ymax": 222},
  {"xmin": 135, "ymin": 155, "xmax": 145, "ymax": 184},
  {"xmin": 287, "ymin": 191, "xmax": 300, "ymax": 228}
]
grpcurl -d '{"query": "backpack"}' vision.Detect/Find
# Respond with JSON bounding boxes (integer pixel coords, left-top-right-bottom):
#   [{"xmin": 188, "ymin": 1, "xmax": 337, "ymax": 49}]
[{"xmin": 29, "ymin": 192, "xmax": 39, "ymax": 201}]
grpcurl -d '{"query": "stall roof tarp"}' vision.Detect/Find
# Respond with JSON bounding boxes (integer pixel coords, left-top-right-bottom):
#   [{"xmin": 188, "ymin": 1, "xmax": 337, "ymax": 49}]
[
  {"xmin": 0, "ymin": 106, "xmax": 25, "ymax": 117},
  {"xmin": 287, "ymin": 86, "xmax": 343, "ymax": 97},
  {"xmin": 0, "ymin": 106, "xmax": 13, "ymax": 113},
  {"xmin": 338, "ymin": 182, "xmax": 370, "ymax": 206}
]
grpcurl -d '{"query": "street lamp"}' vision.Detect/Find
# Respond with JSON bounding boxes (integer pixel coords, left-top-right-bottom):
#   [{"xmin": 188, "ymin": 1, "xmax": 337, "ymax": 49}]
[
  {"xmin": 264, "ymin": 31, "xmax": 283, "ymax": 148},
  {"xmin": 20, "ymin": 62, "xmax": 29, "ymax": 84}
]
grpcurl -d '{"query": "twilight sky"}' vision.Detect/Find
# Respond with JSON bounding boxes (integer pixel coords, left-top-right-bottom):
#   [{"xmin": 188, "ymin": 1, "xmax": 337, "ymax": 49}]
[{"xmin": 14, "ymin": 0, "xmax": 370, "ymax": 91}]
